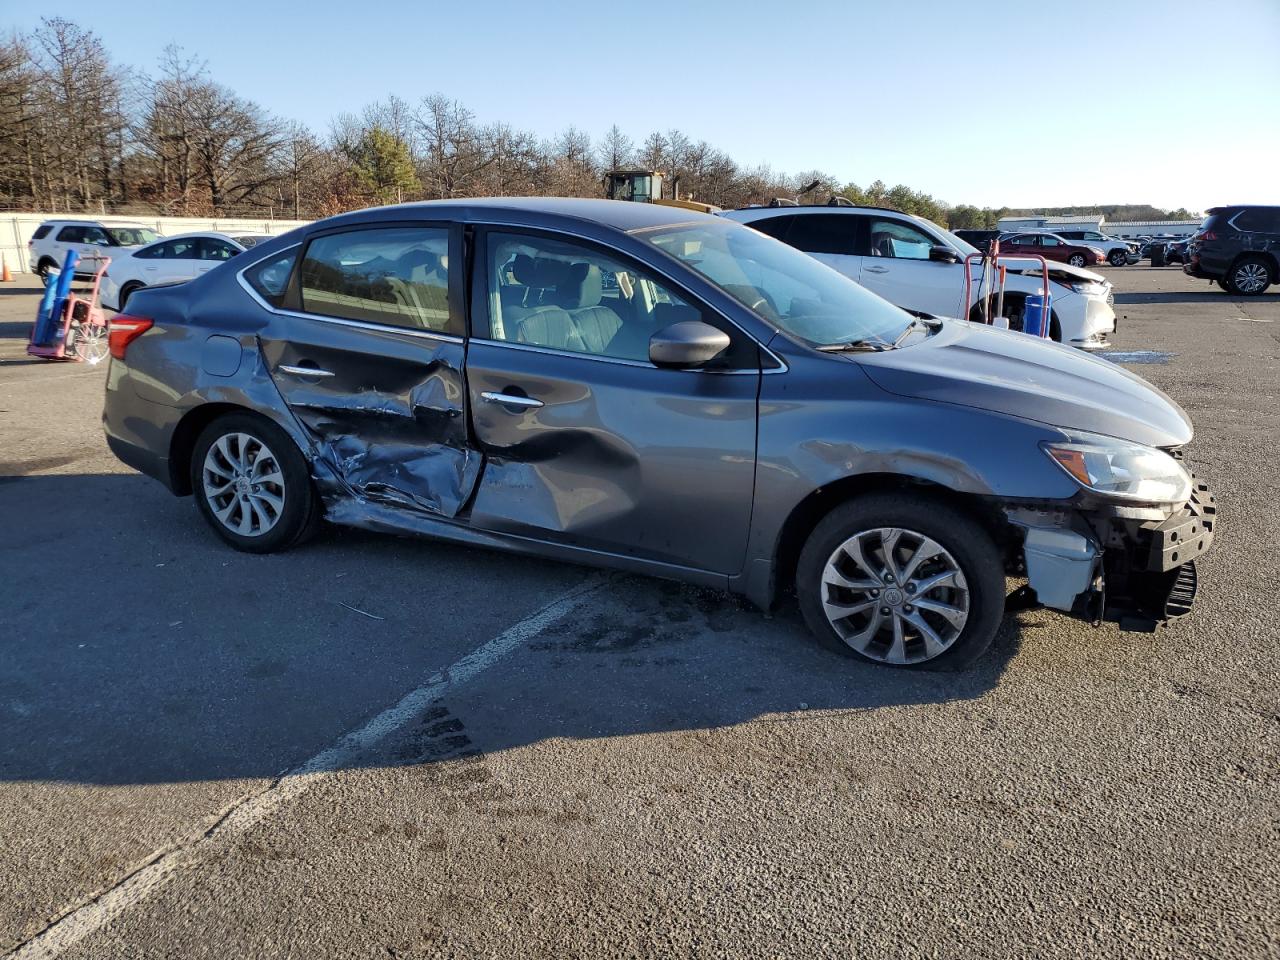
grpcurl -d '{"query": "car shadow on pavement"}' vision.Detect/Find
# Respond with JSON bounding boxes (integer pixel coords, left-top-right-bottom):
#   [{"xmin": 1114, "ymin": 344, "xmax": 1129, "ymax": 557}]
[
  {"xmin": 1113, "ymin": 291, "xmax": 1280, "ymax": 305},
  {"xmin": 0, "ymin": 473, "xmax": 1025, "ymax": 788}
]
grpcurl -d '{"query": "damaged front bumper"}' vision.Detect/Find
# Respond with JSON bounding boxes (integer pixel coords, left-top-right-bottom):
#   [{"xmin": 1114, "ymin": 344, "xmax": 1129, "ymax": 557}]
[{"xmin": 1007, "ymin": 476, "xmax": 1217, "ymax": 631}]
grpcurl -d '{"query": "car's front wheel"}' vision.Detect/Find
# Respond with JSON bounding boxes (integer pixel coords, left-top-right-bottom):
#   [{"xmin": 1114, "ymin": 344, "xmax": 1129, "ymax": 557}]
[
  {"xmin": 190, "ymin": 413, "xmax": 320, "ymax": 553},
  {"xmin": 1225, "ymin": 256, "xmax": 1273, "ymax": 296},
  {"xmin": 1068, "ymin": 254, "xmax": 1087, "ymax": 267},
  {"xmin": 1107, "ymin": 249, "xmax": 1128, "ymax": 266},
  {"xmin": 796, "ymin": 493, "xmax": 1005, "ymax": 669}
]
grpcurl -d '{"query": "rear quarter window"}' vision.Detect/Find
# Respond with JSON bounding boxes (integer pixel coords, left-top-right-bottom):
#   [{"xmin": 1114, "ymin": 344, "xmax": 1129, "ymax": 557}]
[
  {"xmin": 1233, "ymin": 209, "xmax": 1280, "ymax": 232},
  {"xmin": 32, "ymin": 225, "xmax": 52, "ymax": 240},
  {"xmin": 244, "ymin": 250, "xmax": 298, "ymax": 307}
]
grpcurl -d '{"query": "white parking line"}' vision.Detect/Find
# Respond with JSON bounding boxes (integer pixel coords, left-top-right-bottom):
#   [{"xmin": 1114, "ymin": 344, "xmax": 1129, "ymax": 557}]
[{"xmin": 6, "ymin": 576, "xmax": 606, "ymax": 960}]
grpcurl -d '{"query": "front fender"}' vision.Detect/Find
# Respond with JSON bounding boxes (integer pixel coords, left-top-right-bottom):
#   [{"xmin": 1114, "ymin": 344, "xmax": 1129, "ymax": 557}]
[{"xmin": 735, "ymin": 350, "xmax": 1078, "ymax": 607}]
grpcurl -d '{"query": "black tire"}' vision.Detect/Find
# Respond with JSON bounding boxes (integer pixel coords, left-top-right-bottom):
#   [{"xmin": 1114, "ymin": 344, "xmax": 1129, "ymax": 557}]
[
  {"xmin": 1067, "ymin": 254, "xmax": 1087, "ymax": 267},
  {"xmin": 190, "ymin": 412, "xmax": 321, "ymax": 553},
  {"xmin": 1225, "ymin": 255, "xmax": 1273, "ymax": 296},
  {"xmin": 1216, "ymin": 279, "xmax": 1230, "ymax": 291},
  {"xmin": 118, "ymin": 281, "xmax": 144, "ymax": 311},
  {"xmin": 796, "ymin": 493, "xmax": 1005, "ymax": 670},
  {"xmin": 1107, "ymin": 249, "xmax": 1127, "ymax": 267},
  {"xmin": 36, "ymin": 257, "xmax": 56, "ymax": 279}
]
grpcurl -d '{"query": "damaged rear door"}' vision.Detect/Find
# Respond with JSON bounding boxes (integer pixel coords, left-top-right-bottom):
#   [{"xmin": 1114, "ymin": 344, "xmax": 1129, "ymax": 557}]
[{"xmin": 257, "ymin": 222, "xmax": 479, "ymax": 518}]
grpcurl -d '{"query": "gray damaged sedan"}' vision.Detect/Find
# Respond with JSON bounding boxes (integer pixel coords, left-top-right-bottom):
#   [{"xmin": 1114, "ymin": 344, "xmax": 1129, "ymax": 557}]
[{"xmin": 103, "ymin": 199, "xmax": 1216, "ymax": 668}]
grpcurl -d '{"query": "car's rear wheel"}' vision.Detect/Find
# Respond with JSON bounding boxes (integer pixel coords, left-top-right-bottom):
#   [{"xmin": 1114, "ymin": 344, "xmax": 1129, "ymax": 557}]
[
  {"xmin": 1107, "ymin": 249, "xmax": 1127, "ymax": 266},
  {"xmin": 36, "ymin": 257, "xmax": 56, "ymax": 280},
  {"xmin": 190, "ymin": 413, "xmax": 320, "ymax": 553},
  {"xmin": 796, "ymin": 493, "xmax": 1005, "ymax": 670},
  {"xmin": 1068, "ymin": 254, "xmax": 1087, "ymax": 267},
  {"xmin": 1225, "ymin": 256, "xmax": 1272, "ymax": 296},
  {"xmin": 118, "ymin": 282, "xmax": 144, "ymax": 310}
]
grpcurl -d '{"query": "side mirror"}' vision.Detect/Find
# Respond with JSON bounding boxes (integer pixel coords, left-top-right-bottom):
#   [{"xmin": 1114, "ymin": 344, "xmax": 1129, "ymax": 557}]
[
  {"xmin": 928, "ymin": 244, "xmax": 959, "ymax": 263},
  {"xmin": 649, "ymin": 320, "xmax": 731, "ymax": 369}
]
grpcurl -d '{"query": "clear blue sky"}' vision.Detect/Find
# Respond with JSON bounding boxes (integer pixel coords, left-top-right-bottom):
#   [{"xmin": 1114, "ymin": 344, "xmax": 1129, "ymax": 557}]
[{"xmin": 8, "ymin": 0, "xmax": 1279, "ymax": 212}]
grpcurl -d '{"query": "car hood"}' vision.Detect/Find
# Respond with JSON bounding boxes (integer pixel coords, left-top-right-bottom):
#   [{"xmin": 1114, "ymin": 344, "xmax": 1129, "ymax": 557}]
[
  {"xmin": 854, "ymin": 321, "xmax": 1192, "ymax": 448},
  {"xmin": 997, "ymin": 257, "xmax": 1106, "ymax": 284}
]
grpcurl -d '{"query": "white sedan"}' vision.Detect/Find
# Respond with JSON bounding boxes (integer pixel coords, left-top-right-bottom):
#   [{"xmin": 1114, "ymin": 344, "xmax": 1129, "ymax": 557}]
[
  {"xmin": 102, "ymin": 232, "xmax": 271, "ymax": 311},
  {"xmin": 721, "ymin": 206, "xmax": 1116, "ymax": 349}
]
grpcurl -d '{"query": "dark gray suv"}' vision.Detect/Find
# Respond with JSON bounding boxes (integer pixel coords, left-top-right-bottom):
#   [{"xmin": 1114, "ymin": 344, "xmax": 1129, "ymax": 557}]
[{"xmin": 103, "ymin": 199, "xmax": 1216, "ymax": 668}]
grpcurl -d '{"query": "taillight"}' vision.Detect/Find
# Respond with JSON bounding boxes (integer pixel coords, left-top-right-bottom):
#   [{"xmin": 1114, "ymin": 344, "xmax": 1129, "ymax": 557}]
[
  {"xmin": 1199, "ymin": 231, "xmax": 1216, "ymax": 241},
  {"xmin": 108, "ymin": 315, "xmax": 153, "ymax": 360}
]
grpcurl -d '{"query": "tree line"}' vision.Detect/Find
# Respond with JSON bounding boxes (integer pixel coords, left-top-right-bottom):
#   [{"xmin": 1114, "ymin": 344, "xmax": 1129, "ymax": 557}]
[{"xmin": 0, "ymin": 18, "xmax": 1196, "ymax": 228}]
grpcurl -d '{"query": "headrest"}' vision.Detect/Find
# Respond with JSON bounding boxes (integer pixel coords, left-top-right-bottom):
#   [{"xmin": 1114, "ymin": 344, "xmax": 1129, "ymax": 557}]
[
  {"xmin": 555, "ymin": 262, "xmax": 602, "ymax": 309},
  {"xmin": 511, "ymin": 255, "xmax": 568, "ymax": 288},
  {"xmin": 395, "ymin": 247, "xmax": 439, "ymax": 272}
]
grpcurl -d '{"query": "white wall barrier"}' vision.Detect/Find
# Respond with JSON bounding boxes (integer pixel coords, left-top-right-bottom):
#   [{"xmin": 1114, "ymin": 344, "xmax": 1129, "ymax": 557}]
[{"xmin": 1, "ymin": 212, "xmax": 312, "ymax": 273}]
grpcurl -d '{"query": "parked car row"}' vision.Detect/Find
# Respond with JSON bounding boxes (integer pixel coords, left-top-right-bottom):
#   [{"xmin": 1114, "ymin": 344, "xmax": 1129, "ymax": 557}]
[
  {"xmin": 27, "ymin": 219, "xmax": 274, "ymax": 308},
  {"xmin": 953, "ymin": 229, "xmax": 1138, "ymax": 267}
]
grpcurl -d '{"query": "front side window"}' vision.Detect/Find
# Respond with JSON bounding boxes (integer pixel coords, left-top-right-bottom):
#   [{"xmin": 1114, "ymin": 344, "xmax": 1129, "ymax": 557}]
[
  {"xmin": 1039, "ymin": 235, "xmax": 1061, "ymax": 246},
  {"xmin": 200, "ymin": 238, "xmax": 241, "ymax": 261},
  {"xmin": 154, "ymin": 238, "xmax": 201, "ymax": 259},
  {"xmin": 106, "ymin": 227, "xmax": 161, "ymax": 246},
  {"xmin": 485, "ymin": 232, "xmax": 744, "ymax": 365},
  {"xmin": 640, "ymin": 219, "xmax": 912, "ymax": 348},
  {"xmin": 245, "ymin": 250, "xmax": 297, "ymax": 307},
  {"xmin": 866, "ymin": 218, "xmax": 934, "ymax": 260},
  {"xmin": 785, "ymin": 215, "xmax": 858, "ymax": 256},
  {"xmin": 299, "ymin": 227, "xmax": 454, "ymax": 333}
]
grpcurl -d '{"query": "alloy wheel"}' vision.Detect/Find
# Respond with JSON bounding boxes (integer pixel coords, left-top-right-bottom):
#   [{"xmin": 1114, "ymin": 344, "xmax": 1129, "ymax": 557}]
[
  {"xmin": 201, "ymin": 432, "xmax": 286, "ymax": 537},
  {"xmin": 73, "ymin": 322, "xmax": 109, "ymax": 365},
  {"xmin": 820, "ymin": 527, "xmax": 970, "ymax": 665},
  {"xmin": 1233, "ymin": 262, "xmax": 1269, "ymax": 294},
  {"xmin": 1068, "ymin": 255, "xmax": 1086, "ymax": 267}
]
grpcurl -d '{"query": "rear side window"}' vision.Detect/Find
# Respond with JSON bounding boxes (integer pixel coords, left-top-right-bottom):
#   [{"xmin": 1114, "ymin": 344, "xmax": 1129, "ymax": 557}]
[
  {"xmin": 56, "ymin": 226, "xmax": 85, "ymax": 242},
  {"xmin": 747, "ymin": 215, "xmax": 796, "ymax": 242},
  {"xmin": 244, "ymin": 250, "xmax": 297, "ymax": 307},
  {"xmin": 1233, "ymin": 208, "xmax": 1280, "ymax": 232},
  {"xmin": 299, "ymin": 227, "xmax": 455, "ymax": 333},
  {"xmin": 785, "ymin": 215, "xmax": 859, "ymax": 256},
  {"xmin": 140, "ymin": 238, "xmax": 200, "ymax": 259},
  {"xmin": 32, "ymin": 225, "xmax": 52, "ymax": 240}
]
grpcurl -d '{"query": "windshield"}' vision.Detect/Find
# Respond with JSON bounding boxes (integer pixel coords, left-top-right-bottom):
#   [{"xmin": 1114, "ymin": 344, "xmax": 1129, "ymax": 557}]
[
  {"xmin": 638, "ymin": 220, "xmax": 912, "ymax": 347},
  {"xmin": 106, "ymin": 227, "xmax": 160, "ymax": 246}
]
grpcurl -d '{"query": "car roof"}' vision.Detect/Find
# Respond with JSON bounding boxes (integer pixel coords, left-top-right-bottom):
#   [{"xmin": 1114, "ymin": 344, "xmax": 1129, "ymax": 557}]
[
  {"xmin": 143, "ymin": 231, "xmax": 240, "ymax": 244},
  {"xmin": 723, "ymin": 204, "xmax": 909, "ymax": 220},
  {"xmin": 316, "ymin": 197, "xmax": 709, "ymax": 234}
]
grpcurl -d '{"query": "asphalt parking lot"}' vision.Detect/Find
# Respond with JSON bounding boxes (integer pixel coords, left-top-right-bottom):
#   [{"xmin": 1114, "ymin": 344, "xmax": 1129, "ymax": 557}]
[{"xmin": 1, "ymin": 267, "xmax": 1278, "ymax": 959}]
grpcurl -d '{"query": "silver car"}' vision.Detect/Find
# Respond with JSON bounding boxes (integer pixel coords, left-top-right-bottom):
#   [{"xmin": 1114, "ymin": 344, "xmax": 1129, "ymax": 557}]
[{"xmin": 103, "ymin": 199, "xmax": 1216, "ymax": 669}]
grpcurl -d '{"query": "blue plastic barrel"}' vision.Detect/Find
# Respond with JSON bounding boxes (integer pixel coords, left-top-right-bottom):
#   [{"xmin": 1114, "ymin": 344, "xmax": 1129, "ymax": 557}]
[{"xmin": 1023, "ymin": 290, "xmax": 1050, "ymax": 338}]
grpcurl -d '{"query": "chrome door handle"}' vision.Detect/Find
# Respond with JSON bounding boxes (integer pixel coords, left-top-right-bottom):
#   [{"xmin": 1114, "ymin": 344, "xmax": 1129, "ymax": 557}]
[
  {"xmin": 864, "ymin": 265, "xmax": 889, "ymax": 274},
  {"xmin": 481, "ymin": 391, "xmax": 543, "ymax": 409},
  {"xmin": 278, "ymin": 364, "xmax": 335, "ymax": 378}
]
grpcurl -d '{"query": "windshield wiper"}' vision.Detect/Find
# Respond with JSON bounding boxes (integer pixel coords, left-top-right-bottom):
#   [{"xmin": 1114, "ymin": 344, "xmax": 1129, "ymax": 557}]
[
  {"xmin": 892, "ymin": 317, "xmax": 941, "ymax": 348},
  {"xmin": 816, "ymin": 337, "xmax": 895, "ymax": 353}
]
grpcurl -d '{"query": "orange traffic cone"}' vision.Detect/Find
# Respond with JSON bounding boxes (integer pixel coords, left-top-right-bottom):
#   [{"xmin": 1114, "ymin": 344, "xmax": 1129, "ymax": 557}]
[{"xmin": 1, "ymin": 254, "xmax": 12, "ymax": 282}]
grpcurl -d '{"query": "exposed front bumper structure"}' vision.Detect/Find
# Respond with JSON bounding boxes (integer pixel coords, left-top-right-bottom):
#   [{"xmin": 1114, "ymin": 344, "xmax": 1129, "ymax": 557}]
[{"xmin": 1009, "ymin": 476, "xmax": 1217, "ymax": 632}]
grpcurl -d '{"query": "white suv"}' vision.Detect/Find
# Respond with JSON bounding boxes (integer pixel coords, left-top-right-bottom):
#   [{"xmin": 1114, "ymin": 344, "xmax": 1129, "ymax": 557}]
[
  {"xmin": 722, "ymin": 206, "xmax": 1115, "ymax": 349},
  {"xmin": 1053, "ymin": 230, "xmax": 1139, "ymax": 266},
  {"xmin": 28, "ymin": 220, "xmax": 162, "ymax": 279}
]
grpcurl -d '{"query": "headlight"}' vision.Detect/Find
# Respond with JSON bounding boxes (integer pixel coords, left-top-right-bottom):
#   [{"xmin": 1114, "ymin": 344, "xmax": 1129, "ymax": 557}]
[
  {"xmin": 1041, "ymin": 431, "xmax": 1191, "ymax": 504},
  {"xmin": 1059, "ymin": 280, "xmax": 1106, "ymax": 295}
]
